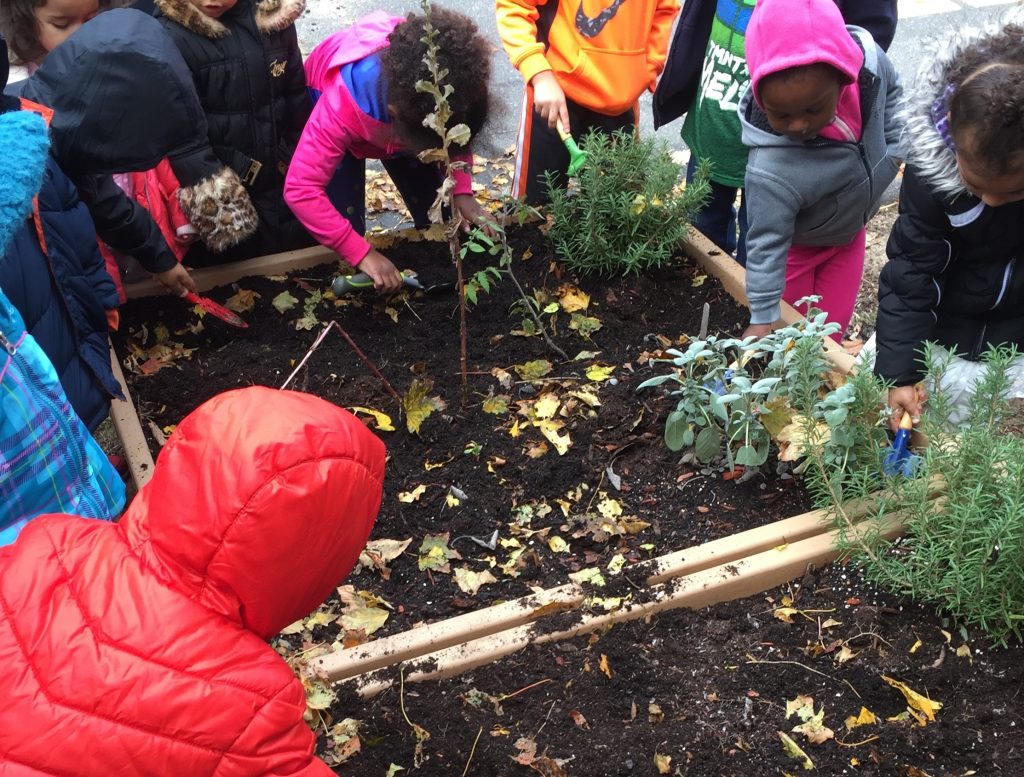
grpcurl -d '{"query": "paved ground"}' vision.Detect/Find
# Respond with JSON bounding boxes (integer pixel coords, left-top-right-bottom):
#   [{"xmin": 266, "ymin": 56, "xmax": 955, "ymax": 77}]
[{"xmin": 296, "ymin": 0, "xmax": 1020, "ymax": 160}]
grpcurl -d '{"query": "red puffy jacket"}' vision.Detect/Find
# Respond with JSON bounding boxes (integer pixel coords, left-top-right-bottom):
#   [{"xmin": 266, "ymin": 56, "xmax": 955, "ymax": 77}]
[{"xmin": 0, "ymin": 386, "xmax": 385, "ymax": 775}]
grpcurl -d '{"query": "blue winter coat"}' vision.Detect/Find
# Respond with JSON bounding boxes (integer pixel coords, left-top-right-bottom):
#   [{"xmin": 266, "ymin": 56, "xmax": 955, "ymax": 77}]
[{"xmin": 0, "ymin": 103, "xmax": 124, "ymax": 431}]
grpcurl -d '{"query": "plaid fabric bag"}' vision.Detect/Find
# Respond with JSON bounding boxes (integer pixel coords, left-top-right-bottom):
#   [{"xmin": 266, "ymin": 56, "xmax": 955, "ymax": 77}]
[{"xmin": 0, "ymin": 289, "xmax": 125, "ymax": 544}]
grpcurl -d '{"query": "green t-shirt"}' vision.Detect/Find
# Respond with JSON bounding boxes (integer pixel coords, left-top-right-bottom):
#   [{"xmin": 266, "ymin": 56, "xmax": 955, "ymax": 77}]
[{"xmin": 680, "ymin": 0, "xmax": 756, "ymax": 188}]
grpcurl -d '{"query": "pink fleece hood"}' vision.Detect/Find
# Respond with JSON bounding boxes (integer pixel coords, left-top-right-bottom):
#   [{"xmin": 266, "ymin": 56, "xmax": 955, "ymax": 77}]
[{"xmin": 746, "ymin": 0, "xmax": 864, "ymax": 106}]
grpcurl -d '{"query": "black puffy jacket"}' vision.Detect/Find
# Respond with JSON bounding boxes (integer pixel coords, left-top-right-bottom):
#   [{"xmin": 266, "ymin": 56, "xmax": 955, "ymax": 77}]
[
  {"xmin": 155, "ymin": 0, "xmax": 314, "ymax": 262},
  {"xmin": 875, "ymin": 14, "xmax": 1024, "ymax": 387}
]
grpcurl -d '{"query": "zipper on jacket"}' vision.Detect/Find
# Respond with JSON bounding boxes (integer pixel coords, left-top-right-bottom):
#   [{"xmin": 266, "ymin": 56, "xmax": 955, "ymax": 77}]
[{"xmin": 0, "ymin": 329, "xmax": 15, "ymax": 356}]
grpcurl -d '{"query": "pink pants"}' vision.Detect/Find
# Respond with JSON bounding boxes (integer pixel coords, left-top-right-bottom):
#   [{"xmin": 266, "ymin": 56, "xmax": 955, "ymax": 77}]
[{"xmin": 783, "ymin": 227, "xmax": 866, "ymax": 342}]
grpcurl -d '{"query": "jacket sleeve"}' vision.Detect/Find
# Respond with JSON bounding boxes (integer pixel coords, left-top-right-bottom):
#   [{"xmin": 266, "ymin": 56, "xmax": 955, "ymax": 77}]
[
  {"xmin": 646, "ymin": 0, "xmax": 682, "ymax": 89},
  {"xmin": 837, "ymin": 0, "xmax": 898, "ymax": 52},
  {"xmin": 875, "ymin": 168, "xmax": 952, "ymax": 386},
  {"xmin": 284, "ymin": 92, "xmax": 371, "ymax": 266},
  {"xmin": 495, "ymin": 0, "xmax": 551, "ymax": 86},
  {"xmin": 218, "ymin": 681, "xmax": 336, "ymax": 777},
  {"xmin": 742, "ymin": 162, "xmax": 802, "ymax": 325},
  {"xmin": 72, "ymin": 173, "xmax": 178, "ymax": 275},
  {"xmin": 651, "ymin": 0, "xmax": 717, "ymax": 129},
  {"xmin": 878, "ymin": 47, "xmax": 904, "ymax": 158}
]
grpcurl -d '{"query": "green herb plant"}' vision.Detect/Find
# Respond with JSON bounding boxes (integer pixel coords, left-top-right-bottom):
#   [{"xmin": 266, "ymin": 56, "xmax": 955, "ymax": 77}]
[
  {"xmin": 795, "ymin": 344, "xmax": 1024, "ymax": 645},
  {"xmin": 546, "ymin": 129, "xmax": 710, "ymax": 276},
  {"xmin": 637, "ymin": 300, "xmax": 840, "ymax": 471}
]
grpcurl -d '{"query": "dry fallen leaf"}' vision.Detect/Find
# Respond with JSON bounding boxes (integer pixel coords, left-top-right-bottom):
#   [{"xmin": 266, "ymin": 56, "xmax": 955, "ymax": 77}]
[
  {"xmin": 599, "ymin": 654, "xmax": 613, "ymax": 679},
  {"xmin": 453, "ymin": 567, "xmax": 497, "ymax": 595},
  {"xmin": 225, "ymin": 288, "xmax": 260, "ymax": 313},
  {"xmin": 882, "ymin": 676, "xmax": 943, "ymax": 723},
  {"xmin": 654, "ymin": 753, "xmax": 672, "ymax": 774},
  {"xmin": 844, "ymin": 706, "xmax": 877, "ymax": 731},
  {"xmin": 777, "ymin": 731, "xmax": 814, "ymax": 770},
  {"xmin": 404, "ymin": 379, "xmax": 446, "ymax": 435}
]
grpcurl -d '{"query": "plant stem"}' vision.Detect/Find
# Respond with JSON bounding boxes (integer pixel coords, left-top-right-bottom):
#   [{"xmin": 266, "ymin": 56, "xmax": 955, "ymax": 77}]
[
  {"xmin": 450, "ymin": 223, "xmax": 470, "ymax": 407},
  {"xmin": 504, "ymin": 263, "xmax": 568, "ymax": 361},
  {"xmin": 461, "ymin": 727, "xmax": 483, "ymax": 777}
]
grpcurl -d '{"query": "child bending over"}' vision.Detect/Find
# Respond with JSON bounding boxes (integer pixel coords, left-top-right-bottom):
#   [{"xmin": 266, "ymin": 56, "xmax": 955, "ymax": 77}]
[
  {"xmin": 739, "ymin": 0, "xmax": 903, "ymax": 342},
  {"xmin": 0, "ymin": 387, "xmax": 384, "ymax": 773},
  {"xmin": 875, "ymin": 10, "xmax": 1024, "ymax": 429},
  {"xmin": 285, "ymin": 8, "xmax": 493, "ymax": 295},
  {"xmin": 155, "ymin": 0, "xmax": 314, "ymax": 263}
]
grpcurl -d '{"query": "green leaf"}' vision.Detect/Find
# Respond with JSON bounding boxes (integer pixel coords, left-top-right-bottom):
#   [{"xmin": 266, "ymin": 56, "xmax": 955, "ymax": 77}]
[
  {"xmin": 734, "ymin": 444, "xmax": 764, "ymax": 467},
  {"xmin": 514, "ymin": 359, "xmax": 553, "ymax": 381},
  {"xmin": 664, "ymin": 411, "xmax": 689, "ymax": 451},
  {"xmin": 694, "ymin": 426, "xmax": 722, "ymax": 463},
  {"xmin": 418, "ymin": 533, "xmax": 461, "ymax": 573},
  {"xmin": 272, "ymin": 290, "xmax": 298, "ymax": 313},
  {"xmin": 445, "ymin": 123, "xmax": 472, "ymax": 147}
]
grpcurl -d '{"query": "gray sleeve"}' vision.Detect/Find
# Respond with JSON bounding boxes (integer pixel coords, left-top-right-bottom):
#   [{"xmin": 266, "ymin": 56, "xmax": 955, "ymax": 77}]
[{"xmin": 743, "ymin": 163, "xmax": 802, "ymax": 325}]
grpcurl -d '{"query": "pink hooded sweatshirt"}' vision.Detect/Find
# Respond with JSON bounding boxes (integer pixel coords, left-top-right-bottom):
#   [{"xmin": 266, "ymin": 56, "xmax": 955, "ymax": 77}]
[
  {"xmin": 284, "ymin": 12, "xmax": 473, "ymax": 266},
  {"xmin": 746, "ymin": 0, "xmax": 863, "ymax": 142}
]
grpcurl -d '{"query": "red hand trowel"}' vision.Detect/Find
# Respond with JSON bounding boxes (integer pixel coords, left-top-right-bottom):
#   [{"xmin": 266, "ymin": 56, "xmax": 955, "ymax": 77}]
[{"xmin": 184, "ymin": 291, "xmax": 249, "ymax": 328}]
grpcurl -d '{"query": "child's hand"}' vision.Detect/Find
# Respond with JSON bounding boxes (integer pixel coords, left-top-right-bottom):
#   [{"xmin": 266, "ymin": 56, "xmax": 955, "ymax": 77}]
[
  {"xmin": 887, "ymin": 384, "xmax": 927, "ymax": 432},
  {"xmin": 741, "ymin": 323, "xmax": 773, "ymax": 341},
  {"xmin": 530, "ymin": 71, "xmax": 570, "ymax": 132},
  {"xmin": 156, "ymin": 264, "xmax": 197, "ymax": 298},
  {"xmin": 357, "ymin": 249, "xmax": 404, "ymax": 294},
  {"xmin": 454, "ymin": 194, "xmax": 498, "ymax": 238}
]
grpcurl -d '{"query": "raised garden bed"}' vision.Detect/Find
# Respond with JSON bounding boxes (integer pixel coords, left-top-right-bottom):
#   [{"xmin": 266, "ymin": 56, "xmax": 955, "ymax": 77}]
[{"xmin": 114, "ymin": 224, "xmax": 828, "ymax": 636}]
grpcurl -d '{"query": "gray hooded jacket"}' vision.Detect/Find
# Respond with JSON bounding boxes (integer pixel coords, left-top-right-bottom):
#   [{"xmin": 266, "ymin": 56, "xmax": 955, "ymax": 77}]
[{"xmin": 738, "ymin": 27, "xmax": 903, "ymax": 324}]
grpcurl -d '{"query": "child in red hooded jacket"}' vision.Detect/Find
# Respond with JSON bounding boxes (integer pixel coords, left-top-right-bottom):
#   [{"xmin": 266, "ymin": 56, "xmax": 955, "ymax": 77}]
[{"xmin": 0, "ymin": 386, "xmax": 385, "ymax": 775}]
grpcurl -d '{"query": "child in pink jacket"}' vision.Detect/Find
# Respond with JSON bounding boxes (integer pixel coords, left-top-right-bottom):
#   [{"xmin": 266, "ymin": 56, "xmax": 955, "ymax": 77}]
[{"xmin": 284, "ymin": 9, "xmax": 494, "ymax": 295}]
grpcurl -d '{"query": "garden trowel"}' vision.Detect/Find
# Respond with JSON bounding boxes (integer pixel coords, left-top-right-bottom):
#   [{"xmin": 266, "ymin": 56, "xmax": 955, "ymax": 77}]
[
  {"xmin": 883, "ymin": 412, "xmax": 919, "ymax": 477},
  {"xmin": 332, "ymin": 270, "xmax": 455, "ymax": 296},
  {"xmin": 184, "ymin": 291, "xmax": 248, "ymax": 328},
  {"xmin": 556, "ymin": 119, "xmax": 588, "ymax": 176}
]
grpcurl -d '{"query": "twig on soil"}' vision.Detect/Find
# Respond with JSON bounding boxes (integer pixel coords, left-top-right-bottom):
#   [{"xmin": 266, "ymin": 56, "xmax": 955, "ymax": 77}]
[
  {"xmin": 281, "ymin": 320, "xmax": 404, "ymax": 407},
  {"xmin": 534, "ymin": 699, "xmax": 558, "ymax": 738},
  {"xmin": 745, "ymin": 655, "xmax": 861, "ymax": 698},
  {"xmin": 504, "ymin": 264, "xmax": 569, "ymax": 361},
  {"xmin": 461, "ymin": 727, "xmax": 483, "ymax": 777},
  {"xmin": 498, "ymin": 678, "xmax": 553, "ymax": 702},
  {"xmin": 835, "ymin": 735, "xmax": 880, "ymax": 747}
]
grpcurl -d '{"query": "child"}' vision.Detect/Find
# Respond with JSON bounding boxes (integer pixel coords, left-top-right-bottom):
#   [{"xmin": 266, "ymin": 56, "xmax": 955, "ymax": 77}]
[
  {"xmin": 875, "ymin": 10, "xmax": 1024, "ymax": 430},
  {"xmin": 738, "ymin": 0, "xmax": 903, "ymax": 342},
  {"xmin": 155, "ymin": 0, "xmax": 316, "ymax": 263},
  {"xmin": 0, "ymin": 101, "xmax": 124, "ymax": 544},
  {"xmin": 497, "ymin": 0, "xmax": 680, "ymax": 204},
  {"xmin": 17, "ymin": 10, "xmax": 260, "ymax": 290},
  {"xmin": 285, "ymin": 8, "xmax": 494, "ymax": 295},
  {"xmin": 0, "ymin": 386, "xmax": 385, "ymax": 772},
  {"xmin": 653, "ymin": 0, "xmax": 897, "ymax": 268}
]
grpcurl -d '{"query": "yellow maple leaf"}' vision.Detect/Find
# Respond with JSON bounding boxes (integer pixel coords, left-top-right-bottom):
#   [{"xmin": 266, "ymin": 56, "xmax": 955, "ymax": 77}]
[
  {"xmin": 532, "ymin": 393, "xmax": 561, "ymax": 420},
  {"xmin": 482, "ymin": 394, "xmax": 510, "ymax": 416},
  {"xmin": 882, "ymin": 676, "xmax": 943, "ymax": 723},
  {"xmin": 404, "ymin": 379, "xmax": 446, "ymax": 435},
  {"xmin": 453, "ymin": 567, "xmax": 497, "ymax": 595},
  {"xmin": 225, "ymin": 288, "xmax": 260, "ymax": 313},
  {"xmin": 398, "ymin": 485, "xmax": 427, "ymax": 503},
  {"xmin": 349, "ymin": 406, "xmax": 396, "ymax": 432},
  {"xmin": 547, "ymin": 536, "xmax": 570, "ymax": 553},
  {"xmin": 536, "ymin": 419, "xmax": 571, "ymax": 455},
  {"xmin": 558, "ymin": 285, "xmax": 590, "ymax": 313},
  {"xmin": 844, "ymin": 707, "xmax": 877, "ymax": 731},
  {"xmin": 586, "ymin": 364, "xmax": 615, "ymax": 382},
  {"xmin": 515, "ymin": 359, "xmax": 553, "ymax": 380},
  {"xmin": 597, "ymin": 496, "xmax": 623, "ymax": 519}
]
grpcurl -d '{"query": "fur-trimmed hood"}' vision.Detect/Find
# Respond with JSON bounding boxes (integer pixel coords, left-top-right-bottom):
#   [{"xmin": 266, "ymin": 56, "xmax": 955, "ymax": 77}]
[
  {"xmin": 902, "ymin": 6, "xmax": 1024, "ymax": 199},
  {"xmin": 153, "ymin": 0, "xmax": 305, "ymax": 38}
]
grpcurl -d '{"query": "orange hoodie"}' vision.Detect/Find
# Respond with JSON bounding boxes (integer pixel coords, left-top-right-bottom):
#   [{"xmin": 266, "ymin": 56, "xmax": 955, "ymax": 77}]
[{"xmin": 497, "ymin": 0, "xmax": 680, "ymax": 116}]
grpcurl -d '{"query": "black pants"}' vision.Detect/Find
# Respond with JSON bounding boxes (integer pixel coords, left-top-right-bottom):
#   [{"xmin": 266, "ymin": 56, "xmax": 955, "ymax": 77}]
[{"xmin": 513, "ymin": 89, "xmax": 637, "ymax": 204}]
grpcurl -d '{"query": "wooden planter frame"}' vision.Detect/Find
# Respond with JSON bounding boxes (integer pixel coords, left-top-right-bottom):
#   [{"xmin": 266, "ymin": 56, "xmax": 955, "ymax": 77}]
[{"xmin": 109, "ymin": 227, "xmax": 882, "ymax": 694}]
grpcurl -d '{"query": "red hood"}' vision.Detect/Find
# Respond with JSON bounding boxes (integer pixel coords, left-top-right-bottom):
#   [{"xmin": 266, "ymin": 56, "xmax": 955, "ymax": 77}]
[
  {"xmin": 120, "ymin": 386, "xmax": 385, "ymax": 639},
  {"xmin": 746, "ymin": 0, "xmax": 864, "ymax": 106}
]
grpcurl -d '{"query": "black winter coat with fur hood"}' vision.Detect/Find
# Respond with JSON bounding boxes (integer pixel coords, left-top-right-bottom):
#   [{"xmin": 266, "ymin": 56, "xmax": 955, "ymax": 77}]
[
  {"xmin": 875, "ymin": 9, "xmax": 1024, "ymax": 387},
  {"xmin": 155, "ymin": 0, "xmax": 314, "ymax": 263}
]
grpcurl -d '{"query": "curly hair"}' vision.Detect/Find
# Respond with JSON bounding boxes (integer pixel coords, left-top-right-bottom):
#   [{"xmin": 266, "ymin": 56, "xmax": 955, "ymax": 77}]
[
  {"xmin": 0, "ymin": 0, "xmax": 127, "ymax": 65},
  {"xmin": 380, "ymin": 6, "xmax": 491, "ymax": 153},
  {"xmin": 946, "ymin": 22, "xmax": 1024, "ymax": 174}
]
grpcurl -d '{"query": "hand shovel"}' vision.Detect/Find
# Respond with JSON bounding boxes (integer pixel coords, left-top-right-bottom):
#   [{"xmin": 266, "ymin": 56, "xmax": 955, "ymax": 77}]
[
  {"xmin": 556, "ymin": 119, "xmax": 587, "ymax": 176},
  {"xmin": 332, "ymin": 270, "xmax": 455, "ymax": 296},
  {"xmin": 883, "ymin": 412, "xmax": 919, "ymax": 477},
  {"xmin": 184, "ymin": 291, "xmax": 248, "ymax": 328}
]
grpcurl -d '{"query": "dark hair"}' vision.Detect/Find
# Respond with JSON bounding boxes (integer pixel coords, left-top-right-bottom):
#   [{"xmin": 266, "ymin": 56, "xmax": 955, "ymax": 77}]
[
  {"xmin": 381, "ymin": 6, "xmax": 491, "ymax": 153},
  {"xmin": 0, "ymin": 0, "xmax": 126, "ymax": 65},
  {"xmin": 947, "ymin": 23, "xmax": 1024, "ymax": 174}
]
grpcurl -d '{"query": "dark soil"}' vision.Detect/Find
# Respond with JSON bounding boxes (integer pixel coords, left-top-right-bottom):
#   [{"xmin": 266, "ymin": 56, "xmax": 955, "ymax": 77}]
[
  {"xmin": 116, "ymin": 223, "xmax": 811, "ymax": 637},
  {"xmin": 321, "ymin": 561, "xmax": 1024, "ymax": 776}
]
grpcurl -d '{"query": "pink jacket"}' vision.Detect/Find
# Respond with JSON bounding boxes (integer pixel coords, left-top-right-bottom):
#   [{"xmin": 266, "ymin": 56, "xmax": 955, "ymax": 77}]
[{"xmin": 284, "ymin": 12, "xmax": 474, "ymax": 266}]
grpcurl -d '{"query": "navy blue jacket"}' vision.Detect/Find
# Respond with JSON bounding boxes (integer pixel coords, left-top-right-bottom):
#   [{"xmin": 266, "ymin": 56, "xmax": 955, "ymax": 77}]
[{"xmin": 0, "ymin": 101, "xmax": 123, "ymax": 431}]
